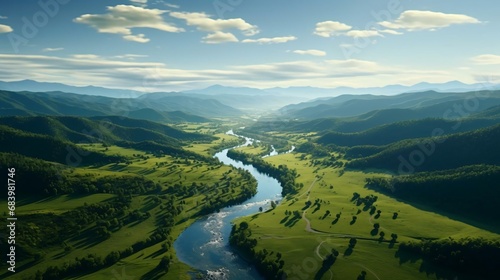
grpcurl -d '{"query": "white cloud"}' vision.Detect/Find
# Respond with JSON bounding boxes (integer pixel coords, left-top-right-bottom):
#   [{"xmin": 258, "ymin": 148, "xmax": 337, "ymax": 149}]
[
  {"xmin": 74, "ymin": 5, "xmax": 183, "ymax": 43},
  {"xmin": 346, "ymin": 30, "xmax": 382, "ymax": 38},
  {"xmin": 242, "ymin": 36, "xmax": 296, "ymax": 44},
  {"xmin": 379, "ymin": 10, "xmax": 481, "ymax": 31},
  {"xmin": 0, "ymin": 24, "xmax": 13, "ymax": 33},
  {"xmin": 165, "ymin": 3, "xmax": 179, "ymax": 9},
  {"xmin": 0, "ymin": 16, "xmax": 8, "ymax": 19},
  {"xmin": 170, "ymin": 11, "xmax": 259, "ymax": 36},
  {"xmin": 123, "ymin": 33, "xmax": 150, "ymax": 43},
  {"xmin": 292, "ymin": 50, "xmax": 326, "ymax": 57},
  {"xmin": 43, "ymin": 47, "xmax": 64, "ymax": 52},
  {"xmin": 314, "ymin": 21, "xmax": 352, "ymax": 37},
  {"xmin": 202, "ymin": 31, "xmax": 238, "ymax": 44},
  {"xmin": 114, "ymin": 54, "xmax": 149, "ymax": 59},
  {"xmin": 471, "ymin": 54, "xmax": 500, "ymax": 65},
  {"xmin": 379, "ymin": 29, "xmax": 403, "ymax": 35},
  {"xmin": 0, "ymin": 54, "xmax": 467, "ymax": 91},
  {"xmin": 72, "ymin": 54, "xmax": 100, "ymax": 59}
]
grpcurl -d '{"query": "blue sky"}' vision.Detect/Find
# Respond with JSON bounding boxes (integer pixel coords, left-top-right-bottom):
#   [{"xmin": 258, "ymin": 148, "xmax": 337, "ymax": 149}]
[{"xmin": 0, "ymin": 0, "xmax": 499, "ymax": 91}]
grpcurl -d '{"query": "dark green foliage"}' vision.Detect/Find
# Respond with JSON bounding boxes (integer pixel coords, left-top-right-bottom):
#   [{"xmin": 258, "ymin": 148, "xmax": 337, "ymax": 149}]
[
  {"xmin": 229, "ymin": 222, "xmax": 285, "ymax": 279},
  {"xmin": 0, "ymin": 125, "xmax": 125, "ymax": 166},
  {"xmin": 0, "ymin": 89, "xmax": 240, "ymax": 118},
  {"xmin": 365, "ymin": 165, "xmax": 500, "ymax": 226},
  {"xmin": 397, "ymin": 238, "xmax": 500, "ymax": 279},
  {"xmin": 317, "ymin": 118, "xmax": 498, "ymax": 147},
  {"xmin": 348, "ymin": 125, "xmax": 500, "ymax": 173}
]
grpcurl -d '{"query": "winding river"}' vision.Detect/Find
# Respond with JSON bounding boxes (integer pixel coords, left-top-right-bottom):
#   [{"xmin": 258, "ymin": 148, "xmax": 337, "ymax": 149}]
[{"xmin": 174, "ymin": 131, "xmax": 292, "ymax": 279}]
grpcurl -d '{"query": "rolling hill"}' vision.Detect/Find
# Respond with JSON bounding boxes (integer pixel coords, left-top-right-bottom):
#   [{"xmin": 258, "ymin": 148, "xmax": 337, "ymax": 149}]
[
  {"xmin": 0, "ymin": 116, "xmax": 214, "ymax": 146},
  {"xmin": 0, "ymin": 90, "xmax": 240, "ymax": 120},
  {"xmin": 279, "ymin": 90, "xmax": 500, "ymax": 120},
  {"xmin": 317, "ymin": 118, "xmax": 499, "ymax": 147},
  {"xmin": 347, "ymin": 124, "xmax": 500, "ymax": 173}
]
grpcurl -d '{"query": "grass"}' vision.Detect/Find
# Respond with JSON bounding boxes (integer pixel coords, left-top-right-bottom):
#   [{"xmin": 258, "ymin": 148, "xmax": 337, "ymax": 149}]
[
  {"xmin": 232, "ymin": 151, "xmax": 500, "ymax": 279},
  {"xmin": 2, "ymin": 139, "xmax": 256, "ymax": 280}
]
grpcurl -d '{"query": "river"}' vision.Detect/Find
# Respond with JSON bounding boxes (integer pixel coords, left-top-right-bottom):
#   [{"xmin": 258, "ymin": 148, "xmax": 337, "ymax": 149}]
[{"xmin": 173, "ymin": 130, "xmax": 292, "ymax": 279}]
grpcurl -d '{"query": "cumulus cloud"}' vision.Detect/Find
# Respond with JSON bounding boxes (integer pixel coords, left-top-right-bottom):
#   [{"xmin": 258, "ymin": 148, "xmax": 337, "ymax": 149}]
[
  {"xmin": 43, "ymin": 47, "xmax": 64, "ymax": 52},
  {"xmin": 170, "ymin": 11, "xmax": 258, "ymax": 36},
  {"xmin": 292, "ymin": 50, "xmax": 326, "ymax": 57},
  {"xmin": 123, "ymin": 33, "xmax": 150, "ymax": 43},
  {"xmin": 74, "ymin": 5, "xmax": 183, "ymax": 43},
  {"xmin": 379, "ymin": 10, "xmax": 481, "ymax": 31},
  {"xmin": 202, "ymin": 31, "xmax": 238, "ymax": 44},
  {"xmin": 471, "ymin": 54, "xmax": 500, "ymax": 65},
  {"xmin": 0, "ymin": 24, "xmax": 13, "ymax": 33},
  {"xmin": 0, "ymin": 54, "xmax": 460, "ymax": 91},
  {"xmin": 314, "ymin": 21, "xmax": 352, "ymax": 37},
  {"xmin": 242, "ymin": 36, "xmax": 296, "ymax": 44},
  {"xmin": 346, "ymin": 30, "xmax": 382, "ymax": 38}
]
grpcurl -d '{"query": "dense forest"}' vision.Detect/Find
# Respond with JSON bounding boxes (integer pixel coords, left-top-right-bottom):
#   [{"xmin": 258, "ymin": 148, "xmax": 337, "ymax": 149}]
[
  {"xmin": 365, "ymin": 165, "xmax": 500, "ymax": 227},
  {"xmin": 347, "ymin": 124, "xmax": 500, "ymax": 173}
]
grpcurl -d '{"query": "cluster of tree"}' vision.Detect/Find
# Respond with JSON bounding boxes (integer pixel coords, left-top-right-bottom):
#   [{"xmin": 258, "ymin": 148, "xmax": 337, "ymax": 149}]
[
  {"xmin": 398, "ymin": 237, "xmax": 500, "ymax": 279},
  {"xmin": 118, "ymin": 140, "xmax": 216, "ymax": 163},
  {"xmin": 351, "ymin": 192, "xmax": 378, "ymax": 209},
  {"xmin": 365, "ymin": 165, "xmax": 500, "ymax": 225},
  {"xmin": 229, "ymin": 222, "xmax": 285, "ymax": 279},
  {"xmin": 0, "ymin": 126, "xmax": 125, "ymax": 166},
  {"xmin": 347, "ymin": 124, "xmax": 500, "ymax": 173},
  {"xmin": 32, "ymin": 219, "xmax": 174, "ymax": 279},
  {"xmin": 316, "ymin": 118, "xmax": 498, "ymax": 147},
  {"xmin": 227, "ymin": 149, "xmax": 299, "ymax": 195},
  {"xmin": 296, "ymin": 142, "xmax": 331, "ymax": 158},
  {"xmin": 344, "ymin": 145, "xmax": 385, "ymax": 159}
]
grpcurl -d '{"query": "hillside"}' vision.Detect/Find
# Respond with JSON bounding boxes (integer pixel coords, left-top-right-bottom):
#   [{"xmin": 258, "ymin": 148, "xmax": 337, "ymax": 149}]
[
  {"xmin": 0, "ymin": 125, "xmax": 124, "ymax": 165},
  {"xmin": 365, "ymin": 165, "xmax": 500, "ymax": 228},
  {"xmin": 279, "ymin": 90, "xmax": 500, "ymax": 120},
  {"xmin": 347, "ymin": 124, "xmax": 500, "ymax": 173},
  {"xmin": 317, "ymin": 118, "xmax": 499, "ymax": 147},
  {"xmin": 0, "ymin": 116, "xmax": 213, "ymax": 146},
  {"xmin": 0, "ymin": 90, "xmax": 240, "ymax": 119}
]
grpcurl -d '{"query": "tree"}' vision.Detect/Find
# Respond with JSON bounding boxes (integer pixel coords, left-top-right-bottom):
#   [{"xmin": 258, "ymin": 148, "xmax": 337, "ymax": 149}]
[
  {"xmin": 373, "ymin": 223, "xmax": 380, "ymax": 230},
  {"xmin": 349, "ymin": 238, "xmax": 357, "ymax": 248}
]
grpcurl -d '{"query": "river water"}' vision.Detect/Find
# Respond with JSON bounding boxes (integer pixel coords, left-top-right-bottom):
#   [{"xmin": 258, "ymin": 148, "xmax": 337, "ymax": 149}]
[{"xmin": 173, "ymin": 130, "xmax": 288, "ymax": 280}]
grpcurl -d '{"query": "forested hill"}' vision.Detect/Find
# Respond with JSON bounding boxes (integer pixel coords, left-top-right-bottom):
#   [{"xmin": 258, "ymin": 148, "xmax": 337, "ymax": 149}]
[
  {"xmin": 317, "ymin": 118, "xmax": 499, "ymax": 147},
  {"xmin": 0, "ymin": 116, "xmax": 214, "ymax": 145},
  {"xmin": 347, "ymin": 124, "xmax": 500, "ymax": 173}
]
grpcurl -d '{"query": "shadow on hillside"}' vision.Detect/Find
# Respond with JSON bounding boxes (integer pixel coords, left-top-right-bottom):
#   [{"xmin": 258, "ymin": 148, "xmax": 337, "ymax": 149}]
[
  {"xmin": 365, "ymin": 185, "xmax": 500, "ymax": 234},
  {"xmin": 141, "ymin": 267, "xmax": 166, "ymax": 280},
  {"xmin": 395, "ymin": 250, "xmax": 462, "ymax": 280}
]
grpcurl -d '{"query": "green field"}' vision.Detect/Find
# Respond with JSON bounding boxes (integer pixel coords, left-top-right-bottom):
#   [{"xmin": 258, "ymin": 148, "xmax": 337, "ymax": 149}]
[{"xmin": 232, "ymin": 151, "xmax": 500, "ymax": 280}]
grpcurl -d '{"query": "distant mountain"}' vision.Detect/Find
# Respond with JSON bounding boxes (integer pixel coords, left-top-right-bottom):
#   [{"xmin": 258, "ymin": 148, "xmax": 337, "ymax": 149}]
[
  {"xmin": 138, "ymin": 93, "xmax": 242, "ymax": 117},
  {"xmin": 0, "ymin": 90, "xmax": 238, "ymax": 119},
  {"xmin": 127, "ymin": 108, "xmax": 210, "ymax": 123},
  {"xmin": 279, "ymin": 90, "xmax": 500, "ymax": 120},
  {"xmin": 266, "ymin": 80, "xmax": 499, "ymax": 98},
  {"xmin": 0, "ymin": 79, "xmax": 144, "ymax": 98}
]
